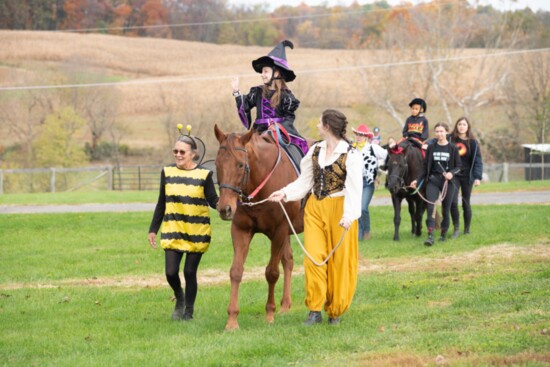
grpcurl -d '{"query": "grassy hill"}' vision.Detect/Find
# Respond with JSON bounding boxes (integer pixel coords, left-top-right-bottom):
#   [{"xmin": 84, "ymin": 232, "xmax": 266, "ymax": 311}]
[{"xmin": 0, "ymin": 31, "xmax": 516, "ymax": 165}]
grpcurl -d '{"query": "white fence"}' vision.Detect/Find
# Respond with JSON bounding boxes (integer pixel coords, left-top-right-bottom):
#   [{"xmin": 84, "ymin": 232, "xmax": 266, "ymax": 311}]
[{"xmin": 0, "ymin": 162, "xmax": 547, "ymax": 194}]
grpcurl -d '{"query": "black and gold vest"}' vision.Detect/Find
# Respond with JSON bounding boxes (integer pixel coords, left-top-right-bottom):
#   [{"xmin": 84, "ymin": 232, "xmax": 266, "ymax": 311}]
[{"xmin": 311, "ymin": 145, "xmax": 350, "ymax": 200}]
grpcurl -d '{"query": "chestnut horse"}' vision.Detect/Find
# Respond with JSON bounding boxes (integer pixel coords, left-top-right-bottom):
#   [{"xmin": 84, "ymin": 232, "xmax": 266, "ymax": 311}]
[
  {"xmin": 214, "ymin": 124, "xmax": 304, "ymax": 330},
  {"xmin": 386, "ymin": 140, "xmax": 426, "ymax": 241}
]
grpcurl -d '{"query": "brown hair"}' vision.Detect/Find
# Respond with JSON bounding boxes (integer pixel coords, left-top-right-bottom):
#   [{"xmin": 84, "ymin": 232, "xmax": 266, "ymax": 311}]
[
  {"xmin": 321, "ymin": 109, "xmax": 351, "ymax": 144},
  {"xmin": 434, "ymin": 122, "xmax": 449, "ymax": 132},
  {"xmin": 262, "ymin": 73, "xmax": 288, "ymax": 108},
  {"xmin": 451, "ymin": 116, "xmax": 476, "ymax": 141}
]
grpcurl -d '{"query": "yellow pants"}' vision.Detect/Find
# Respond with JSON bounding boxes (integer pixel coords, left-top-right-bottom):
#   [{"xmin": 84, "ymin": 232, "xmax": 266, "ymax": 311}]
[{"xmin": 303, "ymin": 195, "xmax": 358, "ymax": 318}]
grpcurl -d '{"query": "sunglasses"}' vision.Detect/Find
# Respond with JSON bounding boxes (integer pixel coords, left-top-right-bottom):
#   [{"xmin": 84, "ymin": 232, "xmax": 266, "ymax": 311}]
[{"xmin": 173, "ymin": 149, "xmax": 190, "ymax": 155}]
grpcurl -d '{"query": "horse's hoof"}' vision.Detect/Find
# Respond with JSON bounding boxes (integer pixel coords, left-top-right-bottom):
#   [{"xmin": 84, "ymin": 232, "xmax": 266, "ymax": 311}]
[
  {"xmin": 225, "ymin": 323, "xmax": 240, "ymax": 331},
  {"xmin": 279, "ymin": 306, "xmax": 291, "ymax": 314}
]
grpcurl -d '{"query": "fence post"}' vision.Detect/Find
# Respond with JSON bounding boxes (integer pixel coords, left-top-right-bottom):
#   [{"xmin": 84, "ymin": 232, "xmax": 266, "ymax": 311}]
[
  {"xmin": 503, "ymin": 162, "xmax": 509, "ymax": 183},
  {"xmin": 0, "ymin": 170, "xmax": 3, "ymax": 194},
  {"xmin": 108, "ymin": 166, "xmax": 113, "ymax": 191},
  {"xmin": 138, "ymin": 165, "xmax": 142, "ymax": 191},
  {"xmin": 50, "ymin": 168, "xmax": 56, "ymax": 193}
]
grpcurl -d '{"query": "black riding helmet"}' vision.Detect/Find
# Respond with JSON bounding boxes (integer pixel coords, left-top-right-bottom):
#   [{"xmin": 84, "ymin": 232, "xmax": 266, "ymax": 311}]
[{"xmin": 409, "ymin": 98, "xmax": 427, "ymax": 113}]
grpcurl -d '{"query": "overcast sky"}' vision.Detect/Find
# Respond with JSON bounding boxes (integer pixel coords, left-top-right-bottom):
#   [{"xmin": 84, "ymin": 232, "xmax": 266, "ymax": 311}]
[{"xmin": 228, "ymin": 0, "xmax": 550, "ymax": 12}]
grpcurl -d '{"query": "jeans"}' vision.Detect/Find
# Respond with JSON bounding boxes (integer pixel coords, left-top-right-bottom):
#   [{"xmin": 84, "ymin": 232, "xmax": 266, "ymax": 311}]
[{"xmin": 358, "ymin": 180, "xmax": 375, "ymax": 239}]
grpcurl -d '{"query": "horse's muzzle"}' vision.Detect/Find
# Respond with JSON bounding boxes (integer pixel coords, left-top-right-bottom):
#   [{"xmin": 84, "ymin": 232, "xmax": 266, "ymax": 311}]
[{"xmin": 218, "ymin": 204, "xmax": 234, "ymax": 221}]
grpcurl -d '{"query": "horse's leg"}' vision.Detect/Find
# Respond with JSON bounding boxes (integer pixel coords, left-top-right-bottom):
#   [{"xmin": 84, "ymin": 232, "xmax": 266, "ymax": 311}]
[
  {"xmin": 414, "ymin": 198, "xmax": 425, "ymax": 237},
  {"xmin": 406, "ymin": 196, "xmax": 416, "ymax": 236},
  {"xmin": 391, "ymin": 194, "xmax": 402, "ymax": 241},
  {"xmin": 226, "ymin": 225, "xmax": 253, "ymax": 331},
  {"xmin": 264, "ymin": 229, "xmax": 289, "ymax": 323},
  {"xmin": 279, "ymin": 235, "xmax": 293, "ymax": 313}
]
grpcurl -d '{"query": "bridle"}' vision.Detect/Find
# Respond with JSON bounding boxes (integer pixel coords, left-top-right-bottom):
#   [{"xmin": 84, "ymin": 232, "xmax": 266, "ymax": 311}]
[
  {"xmin": 217, "ymin": 135, "xmax": 251, "ymax": 200},
  {"xmin": 388, "ymin": 151, "xmax": 410, "ymax": 193},
  {"xmin": 217, "ymin": 132, "xmax": 282, "ymax": 202}
]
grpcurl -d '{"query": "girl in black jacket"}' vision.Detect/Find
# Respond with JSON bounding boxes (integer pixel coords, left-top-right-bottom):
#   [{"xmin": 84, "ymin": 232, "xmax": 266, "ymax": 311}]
[
  {"xmin": 449, "ymin": 117, "xmax": 483, "ymax": 237},
  {"xmin": 411, "ymin": 122, "xmax": 461, "ymax": 246}
]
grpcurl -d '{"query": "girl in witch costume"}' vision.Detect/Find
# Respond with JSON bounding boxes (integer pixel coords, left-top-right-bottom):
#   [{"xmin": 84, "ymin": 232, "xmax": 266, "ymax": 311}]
[
  {"xmin": 148, "ymin": 125, "xmax": 219, "ymax": 321},
  {"xmin": 231, "ymin": 40, "xmax": 308, "ymax": 155}
]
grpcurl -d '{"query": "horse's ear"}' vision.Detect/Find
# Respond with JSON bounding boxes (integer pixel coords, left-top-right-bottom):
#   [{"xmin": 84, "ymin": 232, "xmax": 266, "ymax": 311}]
[
  {"xmin": 214, "ymin": 124, "xmax": 226, "ymax": 144},
  {"xmin": 240, "ymin": 128, "xmax": 254, "ymax": 145}
]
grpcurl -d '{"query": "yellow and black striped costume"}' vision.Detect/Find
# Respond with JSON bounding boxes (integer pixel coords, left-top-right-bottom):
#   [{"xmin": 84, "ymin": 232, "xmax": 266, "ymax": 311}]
[{"xmin": 149, "ymin": 165, "xmax": 219, "ymax": 253}]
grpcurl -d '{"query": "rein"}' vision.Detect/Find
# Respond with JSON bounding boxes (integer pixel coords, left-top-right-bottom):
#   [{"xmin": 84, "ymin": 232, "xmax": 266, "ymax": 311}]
[{"xmin": 242, "ymin": 199, "xmax": 348, "ymax": 267}]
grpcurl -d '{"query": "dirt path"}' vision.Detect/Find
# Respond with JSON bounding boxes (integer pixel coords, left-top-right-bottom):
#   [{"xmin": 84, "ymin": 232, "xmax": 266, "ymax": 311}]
[
  {"xmin": 1, "ymin": 191, "xmax": 549, "ymax": 214},
  {"xmin": 2, "ymin": 243, "xmax": 547, "ymax": 290}
]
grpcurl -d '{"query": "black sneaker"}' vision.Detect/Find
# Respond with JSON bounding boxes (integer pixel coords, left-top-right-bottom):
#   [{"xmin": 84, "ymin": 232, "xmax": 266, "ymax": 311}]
[
  {"xmin": 303, "ymin": 311, "xmax": 322, "ymax": 326},
  {"xmin": 424, "ymin": 234, "xmax": 434, "ymax": 246},
  {"xmin": 328, "ymin": 317, "xmax": 341, "ymax": 325}
]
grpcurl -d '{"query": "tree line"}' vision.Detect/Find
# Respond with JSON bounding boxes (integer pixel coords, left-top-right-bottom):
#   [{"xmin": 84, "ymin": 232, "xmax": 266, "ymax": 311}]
[{"xmin": 1, "ymin": 0, "xmax": 548, "ymax": 49}]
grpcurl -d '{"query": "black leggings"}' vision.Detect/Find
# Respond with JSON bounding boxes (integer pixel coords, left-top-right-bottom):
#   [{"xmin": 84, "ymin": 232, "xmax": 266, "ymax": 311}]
[
  {"xmin": 425, "ymin": 176, "xmax": 457, "ymax": 233},
  {"xmin": 165, "ymin": 250, "xmax": 203, "ymax": 308},
  {"xmin": 451, "ymin": 175, "xmax": 473, "ymax": 230}
]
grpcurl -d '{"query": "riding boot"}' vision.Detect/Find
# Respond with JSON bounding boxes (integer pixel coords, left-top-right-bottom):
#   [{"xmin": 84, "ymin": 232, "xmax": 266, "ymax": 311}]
[
  {"xmin": 172, "ymin": 288, "xmax": 185, "ymax": 320},
  {"xmin": 303, "ymin": 311, "xmax": 322, "ymax": 326},
  {"xmin": 424, "ymin": 233, "xmax": 434, "ymax": 247}
]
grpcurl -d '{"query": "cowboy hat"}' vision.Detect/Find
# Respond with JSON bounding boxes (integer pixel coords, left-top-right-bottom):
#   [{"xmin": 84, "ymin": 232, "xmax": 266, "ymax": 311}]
[{"xmin": 352, "ymin": 124, "xmax": 374, "ymax": 138}]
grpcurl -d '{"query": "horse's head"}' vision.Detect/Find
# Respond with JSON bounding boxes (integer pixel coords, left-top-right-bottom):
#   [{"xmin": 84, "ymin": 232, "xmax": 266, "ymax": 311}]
[
  {"xmin": 386, "ymin": 145, "xmax": 409, "ymax": 195},
  {"xmin": 214, "ymin": 124, "xmax": 254, "ymax": 220}
]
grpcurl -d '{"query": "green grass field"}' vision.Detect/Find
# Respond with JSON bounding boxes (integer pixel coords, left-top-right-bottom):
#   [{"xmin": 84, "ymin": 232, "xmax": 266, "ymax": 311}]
[
  {"xmin": 0, "ymin": 193, "xmax": 549, "ymax": 366},
  {"xmin": 0, "ymin": 180, "xmax": 549, "ymax": 206}
]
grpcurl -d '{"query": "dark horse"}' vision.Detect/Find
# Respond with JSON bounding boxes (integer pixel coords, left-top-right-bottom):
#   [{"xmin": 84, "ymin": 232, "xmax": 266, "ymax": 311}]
[
  {"xmin": 214, "ymin": 124, "xmax": 304, "ymax": 330},
  {"xmin": 386, "ymin": 140, "xmax": 426, "ymax": 241}
]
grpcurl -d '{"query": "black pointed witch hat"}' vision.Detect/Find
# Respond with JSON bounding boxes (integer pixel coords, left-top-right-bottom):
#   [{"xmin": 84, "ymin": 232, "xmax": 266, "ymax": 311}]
[{"xmin": 252, "ymin": 40, "xmax": 296, "ymax": 82}]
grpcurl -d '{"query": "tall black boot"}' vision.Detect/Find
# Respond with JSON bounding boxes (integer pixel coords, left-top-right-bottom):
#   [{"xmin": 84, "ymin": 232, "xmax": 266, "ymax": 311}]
[{"xmin": 172, "ymin": 288, "xmax": 185, "ymax": 320}]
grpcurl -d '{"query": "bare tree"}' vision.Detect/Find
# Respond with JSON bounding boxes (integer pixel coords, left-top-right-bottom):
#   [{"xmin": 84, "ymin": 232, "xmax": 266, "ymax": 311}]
[
  {"xmin": 357, "ymin": 2, "xmax": 520, "ymax": 130},
  {"xmin": 59, "ymin": 58, "xmax": 120, "ymax": 157},
  {"xmin": 0, "ymin": 88, "xmax": 54, "ymax": 168}
]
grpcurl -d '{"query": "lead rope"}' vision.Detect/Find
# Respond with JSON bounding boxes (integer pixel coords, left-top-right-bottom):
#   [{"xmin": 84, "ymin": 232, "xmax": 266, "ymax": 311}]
[
  {"xmin": 241, "ymin": 199, "xmax": 348, "ymax": 267},
  {"xmin": 414, "ymin": 179, "xmax": 449, "ymax": 206}
]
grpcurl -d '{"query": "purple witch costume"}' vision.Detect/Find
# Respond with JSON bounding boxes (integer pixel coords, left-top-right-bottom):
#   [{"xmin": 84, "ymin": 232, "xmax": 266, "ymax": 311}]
[{"xmin": 234, "ymin": 40, "xmax": 308, "ymax": 155}]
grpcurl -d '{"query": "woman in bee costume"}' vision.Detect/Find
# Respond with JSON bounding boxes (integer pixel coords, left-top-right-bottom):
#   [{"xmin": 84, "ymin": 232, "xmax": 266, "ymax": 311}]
[{"xmin": 148, "ymin": 125, "xmax": 219, "ymax": 321}]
